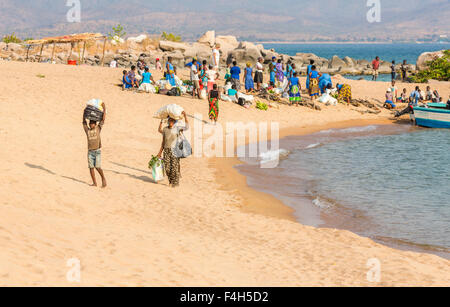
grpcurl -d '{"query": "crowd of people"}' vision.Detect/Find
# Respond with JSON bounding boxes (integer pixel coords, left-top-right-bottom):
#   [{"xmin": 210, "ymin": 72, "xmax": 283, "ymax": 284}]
[{"xmin": 86, "ymin": 47, "xmax": 449, "ymax": 189}]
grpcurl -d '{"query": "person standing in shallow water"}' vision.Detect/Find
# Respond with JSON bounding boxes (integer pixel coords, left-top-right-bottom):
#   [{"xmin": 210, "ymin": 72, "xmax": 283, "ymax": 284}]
[
  {"xmin": 158, "ymin": 112, "xmax": 189, "ymax": 188},
  {"xmin": 372, "ymin": 56, "xmax": 380, "ymax": 81}
]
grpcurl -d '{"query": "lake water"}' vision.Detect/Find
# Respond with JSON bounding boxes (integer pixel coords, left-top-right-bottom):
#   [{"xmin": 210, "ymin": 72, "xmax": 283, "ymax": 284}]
[
  {"xmin": 261, "ymin": 43, "xmax": 450, "ymax": 83},
  {"xmin": 262, "ymin": 43, "xmax": 450, "ymax": 64},
  {"xmin": 237, "ymin": 125, "xmax": 450, "ymax": 258}
]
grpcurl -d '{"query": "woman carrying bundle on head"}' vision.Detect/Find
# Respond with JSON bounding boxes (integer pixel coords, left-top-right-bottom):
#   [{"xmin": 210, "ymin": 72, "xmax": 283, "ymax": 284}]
[{"xmin": 157, "ymin": 112, "xmax": 189, "ymax": 188}]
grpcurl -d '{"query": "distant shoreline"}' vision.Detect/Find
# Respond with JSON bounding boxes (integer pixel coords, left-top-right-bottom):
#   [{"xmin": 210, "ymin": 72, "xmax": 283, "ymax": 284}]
[{"xmin": 254, "ymin": 41, "xmax": 448, "ymax": 45}]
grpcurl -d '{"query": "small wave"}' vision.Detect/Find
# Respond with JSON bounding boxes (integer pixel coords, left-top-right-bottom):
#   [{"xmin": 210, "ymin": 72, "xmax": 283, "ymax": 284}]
[
  {"xmin": 318, "ymin": 125, "xmax": 378, "ymax": 135},
  {"xmin": 259, "ymin": 149, "xmax": 290, "ymax": 163},
  {"xmin": 312, "ymin": 197, "xmax": 333, "ymax": 209},
  {"xmin": 306, "ymin": 143, "xmax": 321, "ymax": 149}
]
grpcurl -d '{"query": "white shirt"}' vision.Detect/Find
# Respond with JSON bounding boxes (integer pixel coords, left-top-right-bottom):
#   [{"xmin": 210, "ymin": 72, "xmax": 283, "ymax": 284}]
[
  {"xmin": 255, "ymin": 62, "xmax": 263, "ymax": 72},
  {"xmin": 190, "ymin": 65, "xmax": 199, "ymax": 81},
  {"xmin": 110, "ymin": 60, "xmax": 117, "ymax": 68},
  {"xmin": 206, "ymin": 70, "xmax": 217, "ymax": 82},
  {"xmin": 212, "ymin": 49, "xmax": 220, "ymax": 67}
]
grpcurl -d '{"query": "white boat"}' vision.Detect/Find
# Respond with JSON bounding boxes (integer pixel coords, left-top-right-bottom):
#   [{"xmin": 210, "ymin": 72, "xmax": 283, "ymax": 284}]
[{"xmin": 413, "ymin": 103, "xmax": 450, "ymax": 128}]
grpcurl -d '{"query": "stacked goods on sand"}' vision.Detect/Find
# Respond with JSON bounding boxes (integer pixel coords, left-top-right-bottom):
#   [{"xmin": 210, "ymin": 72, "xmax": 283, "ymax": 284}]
[
  {"xmin": 154, "ymin": 104, "xmax": 184, "ymax": 120},
  {"xmin": 84, "ymin": 99, "xmax": 104, "ymax": 122}
]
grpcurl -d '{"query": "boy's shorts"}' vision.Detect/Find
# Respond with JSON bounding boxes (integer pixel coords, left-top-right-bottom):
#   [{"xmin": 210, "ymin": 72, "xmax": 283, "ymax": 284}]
[
  {"xmin": 372, "ymin": 69, "xmax": 379, "ymax": 76},
  {"xmin": 88, "ymin": 149, "xmax": 101, "ymax": 169},
  {"xmin": 192, "ymin": 80, "xmax": 200, "ymax": 89}
]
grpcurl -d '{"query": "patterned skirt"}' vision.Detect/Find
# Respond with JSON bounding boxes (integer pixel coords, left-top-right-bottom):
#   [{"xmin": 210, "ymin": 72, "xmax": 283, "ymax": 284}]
[
  {"xmin": 338, "ymin": 84, "xmax": 352, "ymax": 102},
  {"xmin": 310, "ymin": 78, "xmax": 320, "ymax": 96},
  {"xmin": 289, "ymin": 85, "xmax": 302, "ymax": 103},
  {"xmin": 209, "ymin": 97, "xmax": 219, "ymax": 121},
  {"xmin": 163, "ymin": 148, "xmax": 180, "ymax": 186}
]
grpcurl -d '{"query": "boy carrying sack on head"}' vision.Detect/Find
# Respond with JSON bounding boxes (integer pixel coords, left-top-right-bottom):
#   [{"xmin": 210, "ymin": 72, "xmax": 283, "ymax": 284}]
[{"xmin": 83, "ymin": 102, "xmax": 107, "ymax": 188}]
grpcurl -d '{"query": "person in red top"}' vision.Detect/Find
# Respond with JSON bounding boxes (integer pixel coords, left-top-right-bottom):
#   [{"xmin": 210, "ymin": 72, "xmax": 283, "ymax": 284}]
[{"xmin": 372, "ymin": 56, "xmax": 380, "ymax": 81}]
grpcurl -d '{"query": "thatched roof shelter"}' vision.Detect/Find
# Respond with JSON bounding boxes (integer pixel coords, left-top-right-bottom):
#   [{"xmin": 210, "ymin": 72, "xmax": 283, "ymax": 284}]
[
  {"xmin": 26, "ymin": 33, "xmax": 105, "ymax": 45},
  {"xmin": 25, "ymin": 33, "xmax": 107, "ymax": 65}
]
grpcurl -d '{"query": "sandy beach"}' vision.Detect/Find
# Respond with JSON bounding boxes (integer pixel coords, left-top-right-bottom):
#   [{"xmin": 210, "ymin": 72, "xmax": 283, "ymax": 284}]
[{"xmin": 0, "ymin": 60, "xmax": 449, "ymax": 286}]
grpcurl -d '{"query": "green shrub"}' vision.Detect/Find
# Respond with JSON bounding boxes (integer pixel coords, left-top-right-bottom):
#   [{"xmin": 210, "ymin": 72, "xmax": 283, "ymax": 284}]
[
  {"xmin": 108, "ymin": 24, "xmax": 126, "ymax": 40},
  {"xmin": 161, "ymin": 32, "xmax": 182, "ymax": 42},
  {"xmin": 2, "ymin": 33, "xmax": 22, "ymax": 43},
  {"xmin": 411, "ymin": 50, "xmax": 450, "ymax": 83}
]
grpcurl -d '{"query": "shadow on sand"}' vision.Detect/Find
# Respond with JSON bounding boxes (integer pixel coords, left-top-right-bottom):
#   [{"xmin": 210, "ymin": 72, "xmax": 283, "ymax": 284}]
[{"xmin": 24, "ymin": 163, "xmax": 90, "ymax": 186}]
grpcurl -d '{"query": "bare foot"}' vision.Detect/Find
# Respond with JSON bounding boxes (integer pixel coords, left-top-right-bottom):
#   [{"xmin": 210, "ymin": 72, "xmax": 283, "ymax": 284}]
[
  {"xmin": 101, "ymin": 180, "xmax": 107, "ymax": 188},
  {"xmin": 90, "ymin": 183, "xmax": 97, "ymax": 187}
]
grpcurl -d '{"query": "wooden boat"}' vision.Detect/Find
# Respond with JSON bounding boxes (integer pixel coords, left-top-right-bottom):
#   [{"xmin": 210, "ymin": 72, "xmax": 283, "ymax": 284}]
[{"xmin": 413, "ymin": 103, "xmax": 450, "ymax": 128}]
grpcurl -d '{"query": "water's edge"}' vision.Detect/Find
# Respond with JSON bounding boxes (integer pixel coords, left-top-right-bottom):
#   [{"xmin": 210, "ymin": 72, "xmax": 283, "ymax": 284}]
[{"xmin": 236, "ymin": 124, "xmax": 450, "ymax": 259}]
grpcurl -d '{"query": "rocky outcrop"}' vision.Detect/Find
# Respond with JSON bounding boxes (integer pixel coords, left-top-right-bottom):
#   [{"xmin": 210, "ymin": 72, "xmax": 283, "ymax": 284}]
[
  {"xmin": 0, "ymin": 30, "xmax": 422, "ymax": 77},
  {"xmin": 197, "ymin": 30, "xmax": 215, "ymax": 47},
  {"xmin": 158, "ymin": 40, "xmax": 188, "ymax": 53},
  {"xmin": 416, "ymin": 50, "xmax": 446, "ymax": 71}
]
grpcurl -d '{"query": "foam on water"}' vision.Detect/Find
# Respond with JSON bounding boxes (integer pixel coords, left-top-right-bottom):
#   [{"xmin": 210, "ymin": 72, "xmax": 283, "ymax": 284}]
[
  {"xmin": 259, "ymin": 149, "xmax": 290, "ymax": 163},
  {"xmin": 318, "ymin": 125, "xmax": 378, "ymax": 135}
]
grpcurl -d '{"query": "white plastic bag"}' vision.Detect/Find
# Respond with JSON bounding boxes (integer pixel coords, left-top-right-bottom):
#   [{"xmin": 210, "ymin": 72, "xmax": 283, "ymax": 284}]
[
  {"xmin": 200, "ymin": 89, "xmax": 207, "ymax": 100},
  {"xmin": 237, "ymin": 92, "xmax": 254, "ymax": 102},
  {"xmin": 152, "ymin": 162, "xmax": 165, "ymax": 182},
  {"xmin": 139, "ymin": 83, "xmax": 156, "ymax": 93},
  {"xmin": 154, "ymin": 104, "xmax": 185, "ymax": 120},
  {"xmin": 221, "ymin": 94, "xmax": 232, "ymax": 102},
  {"xmin": 86, "ymin": 99, "xmax": 104, "ymax": 111}
]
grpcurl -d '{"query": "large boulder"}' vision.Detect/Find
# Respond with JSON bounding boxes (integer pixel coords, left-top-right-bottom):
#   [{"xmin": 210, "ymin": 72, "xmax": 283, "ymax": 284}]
[
  {"xmin": 184, "ymin": 42, "xmax": 211, "ymax": 60},
  {"xmin": 357, "ymin": 59, "xmax": 370, "ymax": 68},
  {"xmin": 328, "ymin": 55, "xmax": 347, "ymax": 70},
  {"xmin": 343, "ymin": 56, "xmax": 356, "ymax": 67},
  {"xmin": 416, "ymin": 50, "xmax": 446, "ymax": 71},
  {"xmin": 230, "ymin": 41, "xmax": 262, "ymax": 64},
  {"xmin": 159, "ymin": 40, "xmax": 189, "ymax": 53},
  {"xmin": 164, "ymin": 50, "xmax": 185, "ymax": 67},
  {"xmin": 261, "ymin": 49, "xmax": 279, "ymax": 62},
  {"xmin": 197, "ymin": 30, "xmax": 215, "ymax": 47}
]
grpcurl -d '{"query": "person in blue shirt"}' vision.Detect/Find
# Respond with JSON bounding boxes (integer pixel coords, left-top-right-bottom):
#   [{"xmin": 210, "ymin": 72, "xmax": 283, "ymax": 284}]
[
  {"xmin": 230, "ymin": 61, "xmax": 241, "ymax": 90},
  {"xmin": 309, "ymin": 65, "xmax": 322, "ymax": 98},
  {"xmin": 122, "ymin": 70, "xmax": 133, "ymax": 90},
  {"xmin": 395, "ymin": 86, "xmax": 421, "ymax": 118},
  {"xmin": 410, "ymin": 86, "xmax": 421, "ymax": 106},
  {"xmin": 141, "ymin": 67, "xmax": 155, "ymax": 84},
  {"xmin": 269, "ymin": 57, "xmax": 277, "ymax": 86},
  {"xmin": 288, "ymin": 72, "xmax": 301, "ymax": 106},
  {"xmin": 306, "ymin": 59, "xmax": 315, "ymax": 93}
]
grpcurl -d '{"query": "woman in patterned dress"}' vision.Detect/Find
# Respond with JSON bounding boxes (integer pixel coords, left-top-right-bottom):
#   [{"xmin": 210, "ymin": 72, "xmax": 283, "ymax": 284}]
[
  {"xmin": 337, "ymin": 83, "xmax": 352, "ymax": 105},
  {"xmin": 157, "ymin": 112, "xmax": 189, "ymax": 187},
  {"xmin": 208, "ymin": 84, "xmax": 220, "ymax": 124}
]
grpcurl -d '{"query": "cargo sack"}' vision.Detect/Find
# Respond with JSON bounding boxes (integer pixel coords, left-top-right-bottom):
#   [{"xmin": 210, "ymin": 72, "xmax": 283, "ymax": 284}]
[{"xmin": 83, "ymin": 105, "xmax": 104, "ymax": 122}]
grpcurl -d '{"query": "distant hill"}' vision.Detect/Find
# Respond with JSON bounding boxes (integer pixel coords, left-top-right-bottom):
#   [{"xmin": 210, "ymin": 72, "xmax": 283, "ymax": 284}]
[{"xmin": 1, "ymin": 0, "xmax": 449, "ymax": 41}]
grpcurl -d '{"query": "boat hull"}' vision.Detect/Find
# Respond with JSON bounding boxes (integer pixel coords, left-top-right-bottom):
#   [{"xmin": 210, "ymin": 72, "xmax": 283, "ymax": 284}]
[{"xmin": 414, "ymin": 107, "xmax": 450, "ymax": 128}]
